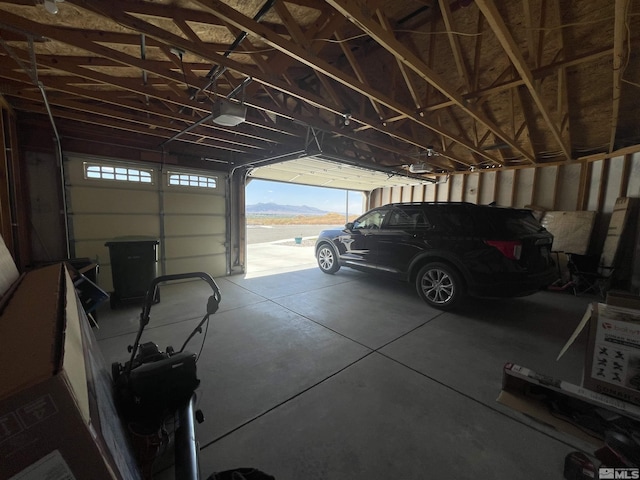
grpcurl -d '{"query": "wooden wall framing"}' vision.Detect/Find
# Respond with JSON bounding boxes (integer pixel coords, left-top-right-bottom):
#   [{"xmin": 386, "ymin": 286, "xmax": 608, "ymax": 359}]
[
  {"xmin": 0, "ymin": 101, "xmax": 30, "ymax": 270},
  {"xmin": 370, "ymin": 153, "xmax": 640, "ymax": 254},
  {"xmin": 372, "ymin": 154, "xmax": 640, "ymax": 212}
]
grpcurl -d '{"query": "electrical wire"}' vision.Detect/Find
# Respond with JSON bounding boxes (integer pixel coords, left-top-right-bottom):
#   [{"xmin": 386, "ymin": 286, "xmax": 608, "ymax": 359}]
[
  {"xmin": 179, "ymin": 53, "xmax": 192, "ymax": 93},
  {"xmin": 624, "ymin": 77, "xmax": 640, "ymax": 87},
  {"xmin": 203, "ymin": 26, "xmax": 481, "ymax": 54},
  {"xmin": 506, "ymin": 15, "xmax": 616, "ymax": 32},
  {"xmin": 195, "ymin": 315, "xmax": 211, "ymax": 363},
  {"xmin": 313, "ymin": 30, "xmax": 482, "ymax": 43},
  {"xmin": 179, "ymin": 312, "xmax": 210, "ymax": 354}
]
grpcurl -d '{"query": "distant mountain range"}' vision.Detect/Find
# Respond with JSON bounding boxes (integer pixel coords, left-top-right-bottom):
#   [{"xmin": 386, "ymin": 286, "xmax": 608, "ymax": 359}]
[{"xmin": 247, "ymin": 202, "xmax": 329, "ymax": 215}]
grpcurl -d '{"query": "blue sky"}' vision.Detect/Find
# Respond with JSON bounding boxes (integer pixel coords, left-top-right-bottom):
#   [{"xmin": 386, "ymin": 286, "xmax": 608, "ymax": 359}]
[{"xmin": 246, "ymin": 179, "xmax": 364, "ymax": 215}]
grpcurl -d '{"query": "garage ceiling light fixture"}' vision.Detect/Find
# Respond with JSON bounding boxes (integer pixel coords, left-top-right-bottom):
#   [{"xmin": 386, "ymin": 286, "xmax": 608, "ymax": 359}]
[
  {"xmin": 409, "ymin": 163, "xmax": 433, "ymax": 174},
  {"xmin": 211, "ymin": 98, "xmax": 246, "ymax": 126},
  {"xmin": 43, "ymin": 0, "xmax": 63, "ymax": 14},
  {"xmin": 211, "ymin": 80, "xmax": 247, "ymax": 127},
  {"xmin": 408, "ymin": 146, "xmax": 439, "ymax": 173}
]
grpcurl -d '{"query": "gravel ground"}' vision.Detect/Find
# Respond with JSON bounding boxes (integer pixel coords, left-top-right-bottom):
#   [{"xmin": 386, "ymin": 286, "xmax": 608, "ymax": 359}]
[
  {"xmin": 275, "ymin": 239, "xmax": 317, "ymax": 247},
  {"xmin": 246, "ymin": 224, "xmax": 343, "ymax": 244}
]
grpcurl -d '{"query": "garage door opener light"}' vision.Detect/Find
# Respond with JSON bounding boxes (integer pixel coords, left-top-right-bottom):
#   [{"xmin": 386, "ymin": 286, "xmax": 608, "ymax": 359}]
[
  {"xmin": 44, "ymin": 0, "xmax": 63, "ymax": 14},
  {"xmin": 211, "ymin": 82, "xmax": 246, "ymax": 127},
  {"xmin": 211, "ymin": 99, "xmax": 246, "ymax": 127}
]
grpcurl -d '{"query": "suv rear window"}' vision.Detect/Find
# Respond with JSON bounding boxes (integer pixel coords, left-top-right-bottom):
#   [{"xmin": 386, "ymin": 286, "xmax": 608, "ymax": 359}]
[
  {"xmin": 481, "ymin": 208, "xmax": 542, "ymax": 236},
  {"xmin": 388, "ymin": 207, "xmax": 428, "ymax": 228},
  {"xmin": 423, "ymin": 205, "xmax": 476, "ymax": 235}
]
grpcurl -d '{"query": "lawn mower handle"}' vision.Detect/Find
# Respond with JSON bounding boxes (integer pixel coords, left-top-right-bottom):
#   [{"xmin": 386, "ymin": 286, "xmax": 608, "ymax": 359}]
[
  {"xmin": 140, "ymin": 272, "xmax": 221, "ymax": 327},
  {"xmin": 126, "ymin": 272, "xmax": 221, "ymax": 376}
]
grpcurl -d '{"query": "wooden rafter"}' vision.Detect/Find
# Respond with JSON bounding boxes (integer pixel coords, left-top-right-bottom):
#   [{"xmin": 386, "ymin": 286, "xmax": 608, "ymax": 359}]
[
  {"xmin": 8, "ymin": 44, "xmax": 448, "ymax": 169},
  {"xmin": 325, "ymin": 0, "xmax": 534, "ymax": 164},
  {"xmin": 551, "ymin": 1, "xmax": 573, "ymax": 157},
  {"xmin": 523, "ymin": 0, "xmax": 539, "ymax": 68},
  {"xmin": 0, "ymin": 47, "xmax": 302, "ymax": 146},
  {"xmin": 610, "ymin": 0, "xmax": 630, "ymax": 153},
  {"xmin": 417, "ymin": 46, "xmax": 614, "ymax": 116},
  {"xmin": 438, "ymin": 0, "xmax": 471, "ymax": 91},
  {"xmin": 0, "ymin": 0, "xmax": 634, "ymax": 175},
  {"xmin": 475, "ymin": 0, "xmax": 571, "ymax": 161},
  {"xmin": 274, "ymin": 0, "xmax": 344, "ymax": 111},
  {"xmin": 472, "ymin": 12, "xmax": 484, "ymax": 91},
  {"xmin": 334, "ymin": 31, "xmax": 386, "ymax": 121},
  {"xmin": 188, "ymin": 0, "xmax": 502, "ymax": 165},
  {"xmin": 377, "ymin": 10, "xmax": 422, "ymax": 112}
]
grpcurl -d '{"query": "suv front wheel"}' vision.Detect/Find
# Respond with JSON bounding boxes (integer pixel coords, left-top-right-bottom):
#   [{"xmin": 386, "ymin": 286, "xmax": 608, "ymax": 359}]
[
  {"xmin": 317, "ymin": 243, "xmax": 340, "ymax": 274},
  {"xmin": 416, "ymin": 262, "xmax": 465, "ymax": 309}
]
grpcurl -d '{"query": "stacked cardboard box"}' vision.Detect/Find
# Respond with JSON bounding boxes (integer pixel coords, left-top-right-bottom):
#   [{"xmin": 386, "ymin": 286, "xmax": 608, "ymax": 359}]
[
  {"xmin": 577, "ymin": 294, "xmax": 640, "ymax": 406},
  {"xmin": 0, "ymin": 257, "xmax": 139, "ymax": 478}
]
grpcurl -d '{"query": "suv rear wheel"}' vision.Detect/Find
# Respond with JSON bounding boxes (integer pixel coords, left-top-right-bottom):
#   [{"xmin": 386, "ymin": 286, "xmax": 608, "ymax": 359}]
[
  {"xmin": 317, "ymin": 243, "xmax": 340, "ymax": 274},
  {"xmin": 416, "ymin": 262, "xmax": 465, "ymax": 309}
]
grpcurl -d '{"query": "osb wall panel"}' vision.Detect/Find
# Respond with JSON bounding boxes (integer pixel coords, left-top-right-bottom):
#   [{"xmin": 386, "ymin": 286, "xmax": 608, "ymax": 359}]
[
  {"xmin": 556, "ymin": 164, "xmax": 581, "ymax": 211},
  {"xmin": 629, "ymin": 153, "xmax": 640, "ymax": 197},
  {"xmin": 478, "ymin": 172, "xmax": 496, "ymax": 205},
  {"xmin": 534, "ymin": 166, "xmax": 557, "ymax": 209},
  {"xmin": 495, "ymin": 170, "xmax": 515, "ymax": 207},
  {"xmin": 587, "ymin": 162, "xmax": 604, "ymax": 212},
  {"xmin": 464, "ymin": 174, "xmax": 479, "ymax": 204},
  {"xmin": 603, "ymin": 157, "xmax": 626, "ymax": 213},
  {"xmin": 449, "ymin": 175, "xmax": 463, "ymax": 202},
  {"xmin": 390, "ymin": 187, "xmax": 402, "ymax": 204},
  {"xmin": 400, "ymin": 186, "xmax": 413, "ymax": 203},
  {"xmin": 436, "ymin": 181, "xmax": 449, "ymax": 202},
  {"xmin": 515, "ymin": 169, "xmax": 535, "ymax": 208}
]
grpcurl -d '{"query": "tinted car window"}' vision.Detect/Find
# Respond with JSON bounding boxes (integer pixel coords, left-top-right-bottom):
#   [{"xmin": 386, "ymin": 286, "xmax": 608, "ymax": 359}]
[
  {"xmin": 387, "ymin": 207, "xmax": 428, "ymax": 229},
  {"xmin": 481, "ymin": 208, "xmax": 542, "ymax": 236},
  {"xmin": 353, "ymin": 208, "xmax": 388, "ymax": 230},
  {"xmin": 424, "ymin": 205, "xmax": 475, "ymax": 235}
]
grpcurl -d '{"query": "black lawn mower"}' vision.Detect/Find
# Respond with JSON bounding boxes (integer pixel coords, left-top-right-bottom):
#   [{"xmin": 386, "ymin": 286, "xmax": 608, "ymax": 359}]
[{"xmin": 111, "ymin": 272, "xmax": 221, "ymax": 480}]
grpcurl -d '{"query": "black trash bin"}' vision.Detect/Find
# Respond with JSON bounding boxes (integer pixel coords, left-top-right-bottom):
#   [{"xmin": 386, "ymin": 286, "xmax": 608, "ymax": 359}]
[{"xmin": 105, "ymin": 238, "xmax": 159, "ymax": 308}]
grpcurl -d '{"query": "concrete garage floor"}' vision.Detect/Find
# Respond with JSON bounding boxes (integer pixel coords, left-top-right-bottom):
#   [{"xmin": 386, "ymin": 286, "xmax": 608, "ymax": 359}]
[{"xmin": 95, "ymin": 241, "xmax": 596, "ymax": 479}]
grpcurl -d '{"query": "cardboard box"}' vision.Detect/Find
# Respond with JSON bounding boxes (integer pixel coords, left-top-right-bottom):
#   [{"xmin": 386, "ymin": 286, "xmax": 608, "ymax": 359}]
[
  {"xmin": 584, "ymin": 303, "xmax": 640, "ymax": 405},
  {"xmin": 560, "ymin": 297, "xmax": 640, "ymax": 406},
  {"xmin": 606, "ymin": 290, "xmax": 640, "ymax": 310},
  {"xmin": 0, "ymin": 264, "xmax": 140, "ymax": 480},
  {"xmin": 497, "ymin": 363, "xmax": 640, "ymax": 446},
  {"xmin": 540, "ymin": 210, "xmax": 596, "ymax": 255}
]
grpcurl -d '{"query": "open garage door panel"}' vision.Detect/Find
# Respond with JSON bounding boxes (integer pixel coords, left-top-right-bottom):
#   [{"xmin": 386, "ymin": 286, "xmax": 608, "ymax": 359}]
[
  {"xmin": 65, "ymin": 156, "xmax": 227, "ymax": 292},
  {"xmin": 248, "ymin": 157, "xmax": 435, "ymax": 191}
]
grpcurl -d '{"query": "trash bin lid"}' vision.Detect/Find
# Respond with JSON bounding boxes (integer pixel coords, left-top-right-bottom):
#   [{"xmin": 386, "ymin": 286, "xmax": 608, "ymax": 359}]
[{"xmin": 105, "ymin": 236, "xmax": 159, "ymax": 246}]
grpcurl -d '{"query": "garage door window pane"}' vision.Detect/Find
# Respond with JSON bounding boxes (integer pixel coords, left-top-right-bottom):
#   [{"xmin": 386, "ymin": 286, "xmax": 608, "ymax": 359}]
[
  {"xmin": 83, "ymin": 162, "xmax": 153, "ymax": 184},
  {"xmin": 168, "ymin": 172, "xmax": 217, "ymax": 189}
]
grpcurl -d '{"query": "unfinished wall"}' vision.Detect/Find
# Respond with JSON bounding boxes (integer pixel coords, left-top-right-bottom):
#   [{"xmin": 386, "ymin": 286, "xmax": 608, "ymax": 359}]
[
  {"xmin": 0, "ymin": 102, "xmax": 30, "ymax": 269},
  {"xmin": 26, "ymin": 151, "xmax": 66, "ymax": 263},
  {"xmin": 370, "ymin": 153, "xmax": 640, "ymax": 255}
]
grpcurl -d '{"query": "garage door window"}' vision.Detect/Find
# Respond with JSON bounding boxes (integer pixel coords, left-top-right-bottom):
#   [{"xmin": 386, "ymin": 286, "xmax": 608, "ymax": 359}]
[
  {"xmin": 84, "ymin": 162, "xmax": 153, "ymax": 184},
  {"xmin": 168, "ymin": 172, "xmax": 217, "ymax": 189}
]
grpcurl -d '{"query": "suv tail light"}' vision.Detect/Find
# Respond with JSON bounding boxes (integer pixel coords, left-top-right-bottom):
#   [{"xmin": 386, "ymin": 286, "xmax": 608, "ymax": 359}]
[{"xmin": 485, "ymin": 240, "xmax": 522, "ymax": 260}]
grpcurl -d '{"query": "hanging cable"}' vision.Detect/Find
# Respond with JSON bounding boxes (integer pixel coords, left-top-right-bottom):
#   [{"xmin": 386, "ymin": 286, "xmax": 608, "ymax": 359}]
[{"xmin": 0, "ymin": 33, "xmax": 69, "ymax": 257}]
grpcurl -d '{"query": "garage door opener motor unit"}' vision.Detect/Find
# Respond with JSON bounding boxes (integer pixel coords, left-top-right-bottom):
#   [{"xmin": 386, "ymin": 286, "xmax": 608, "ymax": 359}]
[{"xmin": 111, "ymin": 272, "xmax": 221, "ymax": 479}]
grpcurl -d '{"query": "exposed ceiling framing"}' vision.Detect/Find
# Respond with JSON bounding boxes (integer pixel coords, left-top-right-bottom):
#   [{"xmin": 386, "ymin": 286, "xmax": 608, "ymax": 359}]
[{"xmin": 1, "ymin": 0, "xmax": 639, "ymax": 179}]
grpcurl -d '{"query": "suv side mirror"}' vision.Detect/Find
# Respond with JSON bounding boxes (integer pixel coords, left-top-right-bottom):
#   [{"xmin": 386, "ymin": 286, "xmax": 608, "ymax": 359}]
[{"xmin": 345, "ymin": 222, "xmax": 354, "ymax": 231}]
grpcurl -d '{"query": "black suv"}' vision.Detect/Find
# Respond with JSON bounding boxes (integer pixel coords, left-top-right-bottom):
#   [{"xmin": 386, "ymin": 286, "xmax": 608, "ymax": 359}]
[{"xmin": 315, "ymin": 202, "xmax": 556, "ymax": 309}]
